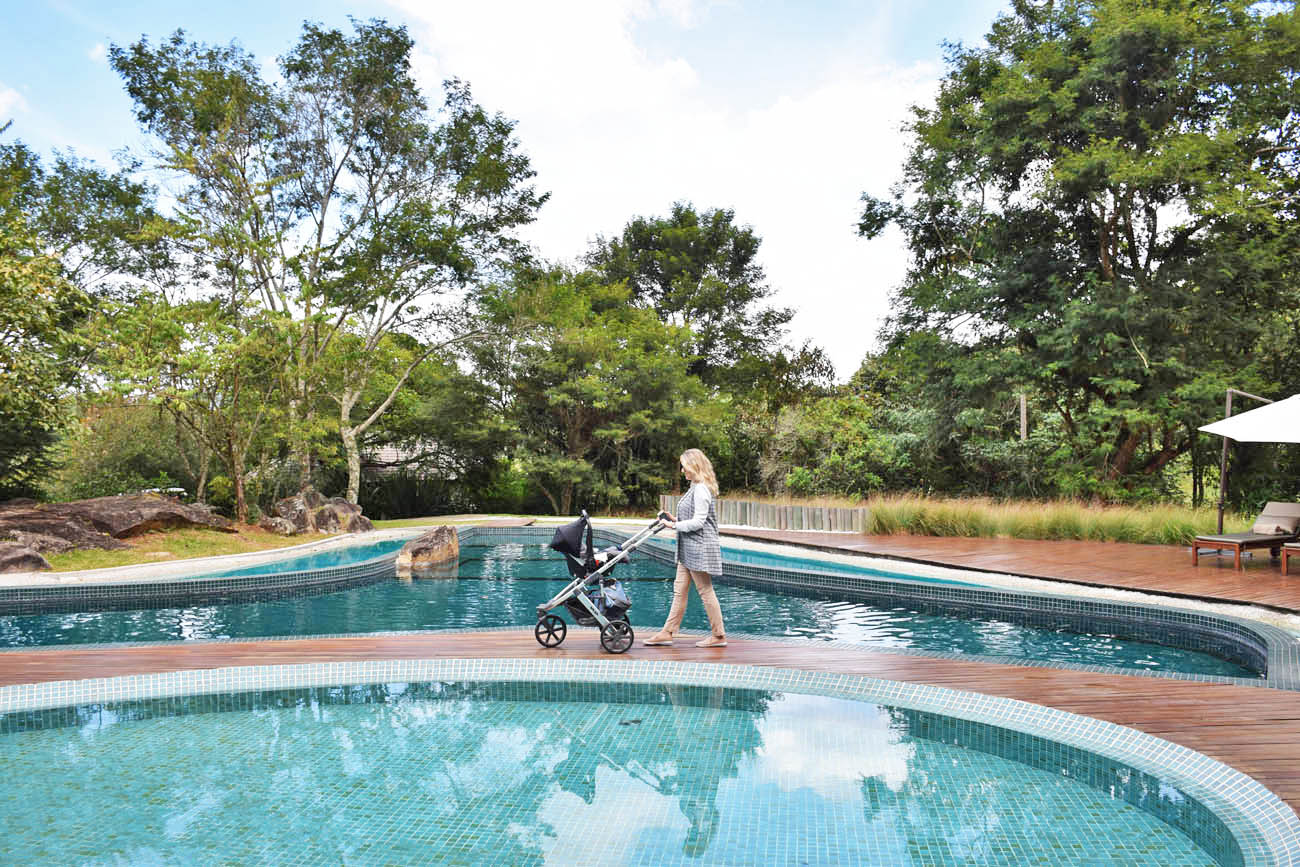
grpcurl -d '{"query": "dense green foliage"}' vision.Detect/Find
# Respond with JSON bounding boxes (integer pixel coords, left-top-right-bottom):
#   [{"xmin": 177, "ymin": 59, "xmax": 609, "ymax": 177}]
[
  {"xmin": 0, "ymin": 129, "xmax": 166, "ymax": 498},
  {"xmin": 859, "ymin": 0, "xmax": 1300, "ymax": 507},
  {"xmin": 477, "ymin": 269, "xmax": 708, "ymax": 514}
]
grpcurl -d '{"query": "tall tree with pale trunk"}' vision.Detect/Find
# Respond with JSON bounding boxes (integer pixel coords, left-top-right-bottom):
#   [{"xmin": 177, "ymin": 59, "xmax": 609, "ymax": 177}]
[{"xmin": 110, "ymin": 19, "xmax": 545, "ymax": 503}]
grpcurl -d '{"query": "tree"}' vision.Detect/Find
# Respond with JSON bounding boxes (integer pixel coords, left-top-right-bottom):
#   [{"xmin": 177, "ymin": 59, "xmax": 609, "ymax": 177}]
[
  {"xmin": 760, "ymin": 392, "xmax": 898, "ymax": 498},
  {"xmin": 0, "ymin": 127, "xmax": 172, "ymax": 498},
  {"xmin": 861, "ymin": 0, "xmax": 1300, "ymax": 498},
  {"xmin": 52, "ymin": 402, "xmax": 197, "ymax": 502},
  {"xmin": 483, "ymin": 269, "xmax": 708, "ymax": 515},
  {"xmin": 0, "ymin": 210, "xmax": 84, "ymax": 498},
  {"xmin": 92, "ymin": 293, "xmax": 282, "ymax": 523},
  {"xmin": 0, "ymin": 137, "xmax": 84, "ymax": 498},
  {"xmin": 110, "ymin": 19, "xmax": 545, "ymax": 501},
  {"xmin": 342, "ymin": 350, "xmax": 518, "ymax": 518},
  {"xmin": 586, "ymin": 202, "xmax": 795, "ymax": 386},
  {"xmin": 585, "ymin": 202, "xmax": 835, "ymax": 495}
]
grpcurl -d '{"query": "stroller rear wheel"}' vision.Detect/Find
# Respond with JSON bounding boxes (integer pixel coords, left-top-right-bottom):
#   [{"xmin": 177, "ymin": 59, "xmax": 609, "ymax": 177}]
[
  {"xmin": 600, "ymin": 620, "xmax": 634, "ymax": 654},
  {"xmin": 535, "ymin": 614, "xmax": 567, "ymax": 647}
]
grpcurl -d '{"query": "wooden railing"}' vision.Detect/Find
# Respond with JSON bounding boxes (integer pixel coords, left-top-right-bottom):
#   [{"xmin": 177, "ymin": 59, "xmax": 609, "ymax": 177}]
[{"xmin": 658, "ymin": 494, "xmax": 869, "ymax": 533}]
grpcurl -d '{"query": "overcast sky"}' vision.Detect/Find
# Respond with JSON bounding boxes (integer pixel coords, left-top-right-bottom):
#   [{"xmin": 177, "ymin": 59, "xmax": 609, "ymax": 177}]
[{"xmin": 2, "ymin": 0, "xmax": 1008, "ymax": 380}]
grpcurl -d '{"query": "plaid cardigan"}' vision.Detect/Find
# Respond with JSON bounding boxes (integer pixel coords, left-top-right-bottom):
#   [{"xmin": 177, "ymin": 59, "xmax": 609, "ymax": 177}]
[{"xmin": 675, "ymin": 483, "xmax": 723, "ymax": 575}]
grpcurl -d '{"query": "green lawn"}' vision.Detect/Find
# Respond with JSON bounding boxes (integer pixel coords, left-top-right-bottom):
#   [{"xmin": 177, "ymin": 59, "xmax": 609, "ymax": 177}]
[{"xmin": 45, "ymin": 527, "xmax": 324, "ymax": 572}]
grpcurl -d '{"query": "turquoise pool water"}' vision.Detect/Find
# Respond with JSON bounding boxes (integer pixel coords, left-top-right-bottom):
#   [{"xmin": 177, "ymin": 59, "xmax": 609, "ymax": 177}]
[
  {"xmin": 200, "ymin": 535, "xmax": 977, "ymax": 587},
  {"xmin": 198, "ymin": 538, "xmax": 410, "ymax": 578},
  {"xmin": 0, "ymin": 682, "xmax": 1223, "ymax": 865},
  {"xmin": 0, "ymin": 543, "xmax": 1259, "ymax": 678}
]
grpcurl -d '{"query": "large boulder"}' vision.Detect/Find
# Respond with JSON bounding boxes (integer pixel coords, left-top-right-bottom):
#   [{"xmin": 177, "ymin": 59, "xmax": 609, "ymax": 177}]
[
  {"xmin": 395, "ymin": 525, "xmax": 460, "ymax": 578},
  {"xmin": 259, "ymin": 487, "xmax": 375, "ymax": 536},
  {"xmin": 257, "ymin": 516, "xmax": 298, "ymax": 536},
  {"xmin": 0, "ymin": 493, "xmax": 230, "ymax": 555},
  {"xmin": 0, "ymin": 542, "xmax": 51, "ymax": 573}
]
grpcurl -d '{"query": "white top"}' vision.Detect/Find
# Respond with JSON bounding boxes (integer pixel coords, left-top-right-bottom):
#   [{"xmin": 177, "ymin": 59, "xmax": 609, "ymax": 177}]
[{"xmin": 674, "ymin": 484, "xmax": 714, "ymax": 533}]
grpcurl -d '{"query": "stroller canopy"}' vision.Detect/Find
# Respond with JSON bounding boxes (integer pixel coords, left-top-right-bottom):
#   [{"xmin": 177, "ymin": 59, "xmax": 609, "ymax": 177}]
[{"xmin": 550, "ymin": 513, "xmax": 593, "ymax": 561}]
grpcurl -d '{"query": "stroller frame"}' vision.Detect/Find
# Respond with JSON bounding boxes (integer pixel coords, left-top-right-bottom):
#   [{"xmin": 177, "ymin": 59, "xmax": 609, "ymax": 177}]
[{"xmin": 536, "ymin": 510, "xmax": 669, "ymax": 653}]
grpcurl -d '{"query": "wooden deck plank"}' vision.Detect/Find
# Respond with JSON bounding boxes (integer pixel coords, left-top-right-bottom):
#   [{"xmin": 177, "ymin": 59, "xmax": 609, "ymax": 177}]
[
  {"xmin": 723, "ymin": 528, "xmax": 1300, "ymax": 611},
  {"xmin": 2, "ymin": 632, "xmax": 1297, "ymax": 818}
]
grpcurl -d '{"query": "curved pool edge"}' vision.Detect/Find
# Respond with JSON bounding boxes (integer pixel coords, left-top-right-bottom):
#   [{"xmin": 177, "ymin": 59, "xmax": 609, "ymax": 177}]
[
  {"xmin": 1, "ymin": 657, "xmax": 1295, "ymax": 866},
  {"xmin": 0, "ymin": 624, "xmax": 1272, "ymax": 692}
]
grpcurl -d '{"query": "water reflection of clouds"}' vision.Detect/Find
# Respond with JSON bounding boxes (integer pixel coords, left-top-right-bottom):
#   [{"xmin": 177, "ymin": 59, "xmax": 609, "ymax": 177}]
[
  {"xmin": 748, "ymin": 694, "xmax": 913, "ymax": 800},
  {"xmin": 536, "ymin": 765, "xmax": 687, "ymax": 865}
]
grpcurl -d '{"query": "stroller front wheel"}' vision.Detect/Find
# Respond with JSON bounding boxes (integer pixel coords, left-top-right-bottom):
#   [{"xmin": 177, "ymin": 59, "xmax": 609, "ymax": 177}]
[
  {"xmin": 600, "ymin": 620, "xmax": 634, "ymax": 654},
  {"xmin": 535, "ymin": 614, "xmax": 567, "ymax": 648}
]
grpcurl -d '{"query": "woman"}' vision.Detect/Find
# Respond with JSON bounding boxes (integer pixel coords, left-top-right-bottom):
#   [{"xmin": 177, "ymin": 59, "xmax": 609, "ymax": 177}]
[{"xmin": 644, "ymin": 448, "xmax": 727, "ymax": 648}]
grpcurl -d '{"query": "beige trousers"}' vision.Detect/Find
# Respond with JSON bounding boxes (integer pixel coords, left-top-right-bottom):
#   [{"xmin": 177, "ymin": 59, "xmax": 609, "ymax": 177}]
[{"xmin": 662, "ymin": 563, "xmax": 726, "ymax": 638}]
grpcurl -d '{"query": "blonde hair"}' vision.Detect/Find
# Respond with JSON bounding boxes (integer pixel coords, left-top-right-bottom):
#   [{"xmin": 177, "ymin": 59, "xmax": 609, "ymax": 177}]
[{"xmin": 680, "ymin": 448, "xmax": 719, "ymax": 497}]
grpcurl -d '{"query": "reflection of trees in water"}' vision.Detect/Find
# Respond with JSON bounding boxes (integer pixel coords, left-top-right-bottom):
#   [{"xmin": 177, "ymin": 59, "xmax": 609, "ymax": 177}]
[
  {"xmin": 857, "ymin": 708, "xmax": 1226, "ymax": 866},
  {"xmin": 542, "ymin": 684, "xmax": 773, "ymax": 860},
  {"xmin": 716, "ymin": 579, "xmax": 997, "ymax": 651},
  {"xmin": 2, "ymin": 682, "xmax": 778, "ymax": 864},
  {"xmin": 661, "ymin": 685, "xmax": 770, "ymax": 857}
]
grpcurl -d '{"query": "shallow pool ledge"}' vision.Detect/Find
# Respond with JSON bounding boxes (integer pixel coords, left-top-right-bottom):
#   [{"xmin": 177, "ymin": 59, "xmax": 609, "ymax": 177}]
[
  {"xmin": 1, "ymin": 658, "xmax": 1296, "ymax": 866},
  {"xmin": 0, "ymin": 527, "xmax": 425, "ymax": 588}
]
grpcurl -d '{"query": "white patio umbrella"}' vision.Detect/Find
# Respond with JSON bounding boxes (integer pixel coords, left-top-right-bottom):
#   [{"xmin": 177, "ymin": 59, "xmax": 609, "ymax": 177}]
[
  {"xmin": 1199, "ymin": 394, "xmax": 1300, "ymax": 442},
  {"xmin": 1199, "ymin": 393, "xmax": 1300, "ymax": 532}
]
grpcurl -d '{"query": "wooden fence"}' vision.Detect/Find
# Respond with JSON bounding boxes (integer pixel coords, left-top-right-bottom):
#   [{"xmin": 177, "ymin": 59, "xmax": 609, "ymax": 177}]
[{"xmin": 658, "ymin": 495, "xmax": 869, "ymax": 533}]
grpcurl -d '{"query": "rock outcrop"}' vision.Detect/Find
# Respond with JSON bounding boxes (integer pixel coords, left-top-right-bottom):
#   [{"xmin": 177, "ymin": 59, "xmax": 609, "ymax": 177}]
[
  {"xmin": 0, "ymin": 542, "xmax": 51, "ymax": 572},
  {"xmin": 39, "ymin": 495, "xmax": 234, "ymax": 538},
  {"xmin": 395, "ymin": 525, "xmax": 460, "ymax": 578},
  {"xmin": 257, "ymin": 487, "xmax": 374, "ymax": 536},
  {"xmin": 0, "ymin": 494, "xmax": 234, "ymax": 570}
]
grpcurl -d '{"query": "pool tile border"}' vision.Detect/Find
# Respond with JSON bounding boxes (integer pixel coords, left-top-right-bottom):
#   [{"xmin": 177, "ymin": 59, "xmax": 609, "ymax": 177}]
[{"xmin": 0, "ymin": 657, "xmax": 1294, "ymax": 866}]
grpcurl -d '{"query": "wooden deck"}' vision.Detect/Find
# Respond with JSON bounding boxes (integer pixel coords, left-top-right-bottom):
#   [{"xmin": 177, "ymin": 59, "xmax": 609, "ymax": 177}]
[
  {"xmin": 724, "ymin": 528, "xmax": 1300, "ymax": 613},
  {"xmin": 2, "ymin": 632, "xmax": 1297, "ymax": 817}
]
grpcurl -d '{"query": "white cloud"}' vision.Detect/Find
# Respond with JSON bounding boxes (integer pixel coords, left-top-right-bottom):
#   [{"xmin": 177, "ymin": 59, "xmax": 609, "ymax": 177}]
[
  {"xmin": 0, "ymin": 83, "xmax": 29, "ymax": 117},
  {"xmin": 388, "ymin": 0, "xmax": 937, "ymax": 378},
  {"xmin": 88, "ymin": 43, "xmax": 108, "ymax": 63}
]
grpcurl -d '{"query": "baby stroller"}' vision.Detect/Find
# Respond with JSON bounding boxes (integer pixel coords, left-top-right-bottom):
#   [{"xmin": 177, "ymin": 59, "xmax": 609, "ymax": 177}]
[{"xmin": 536, "ymin": 510, "xmax": 669, "ymax": 653}]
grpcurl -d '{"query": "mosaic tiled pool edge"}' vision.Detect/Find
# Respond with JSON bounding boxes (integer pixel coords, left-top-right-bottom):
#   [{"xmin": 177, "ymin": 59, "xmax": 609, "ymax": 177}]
[
  {"xmin": 0, "ymin": 658, "xmax": 1294, "ymax": 866},
  {"xmin": 2, "ymin": 524, "xmax": 1297, "ymax": 690}
]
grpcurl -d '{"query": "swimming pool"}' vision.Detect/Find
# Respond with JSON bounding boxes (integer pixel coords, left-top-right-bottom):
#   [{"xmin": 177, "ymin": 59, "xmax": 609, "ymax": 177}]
[
  {"xmin": 0, "ymin": 679, "xmax": 1233, "ymax": 865},
  {"xmin": 0, "ymin": 540, "xmax": 1263, "ymax": 679}
]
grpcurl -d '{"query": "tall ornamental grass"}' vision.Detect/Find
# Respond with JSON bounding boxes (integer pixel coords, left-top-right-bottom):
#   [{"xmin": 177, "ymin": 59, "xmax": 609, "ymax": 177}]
[
  {"xmin": 866, "ymin": 496, "xmax": 1247, "ymax": 545},
  {"xmin": 726, "ymin": 492, "xmax": 1248, "ymax": 545}
]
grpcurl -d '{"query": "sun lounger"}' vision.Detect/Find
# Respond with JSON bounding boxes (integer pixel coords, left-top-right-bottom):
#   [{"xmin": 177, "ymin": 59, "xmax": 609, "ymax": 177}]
[{"xmin": 1193, "ymin": 502, "xmax": 1300, "ymax": 570}]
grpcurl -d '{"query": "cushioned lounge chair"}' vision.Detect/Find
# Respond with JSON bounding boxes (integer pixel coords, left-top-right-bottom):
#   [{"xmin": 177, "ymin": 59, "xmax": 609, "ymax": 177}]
[{"xmin": 1193, "ymin": 502, "xmax": 1300, "ymax": 570}]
